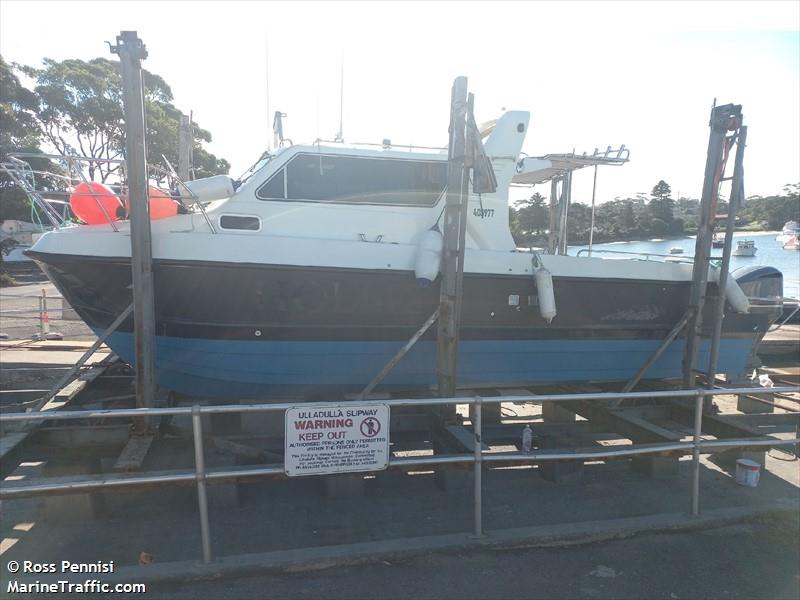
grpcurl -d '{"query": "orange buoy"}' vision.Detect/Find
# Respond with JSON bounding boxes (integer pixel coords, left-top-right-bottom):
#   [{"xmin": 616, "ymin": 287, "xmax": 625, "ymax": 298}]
[
  {"xmin": 69, "ymin": 182, "xmax": 123, "ymax": 225},
  {"xmin": 124, "ymin": 186, "xmax": 180, "ymax": 220},
  {"xmin": 146, "ymin": 186, "xmax": 179, "ymax": 220}
]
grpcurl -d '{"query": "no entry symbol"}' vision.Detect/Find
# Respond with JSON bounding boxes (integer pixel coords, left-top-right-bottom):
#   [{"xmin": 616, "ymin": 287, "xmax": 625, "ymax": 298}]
[{"xmin": 360, "ymin": 416, "xmax": 381, "ymax": 438}]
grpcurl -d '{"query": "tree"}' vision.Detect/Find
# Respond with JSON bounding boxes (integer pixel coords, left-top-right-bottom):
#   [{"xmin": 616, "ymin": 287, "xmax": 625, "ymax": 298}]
[
  {"xmin": 622, "ymin": 201, "xmax": 636, "ymax": 230},
  {"xmin": 528, "ymin": 192, "xmax": 548, "ymax": 231},
  {"xmin": 649, "ymin": 179, "xmax": 674, "ymax": 224},
  {"xmin": 20, "ymin": 57, "xmax": 229, "ymax": 183},
  {"xmin": 651, "ymin": 180, "xmax": 671, "ymax": 201},
  {"xmin": 669, "ymin": 217, "xmax": 685, "ymax": 236},
  {"xmin": 566, "ymin": 202, "xmax": 591, "ymax": 241},
  {"xmin": 20, "ymin": 58, "xmax": 125, "ymax": 182},
  {"xmin": 739, "ymin": 188, "xmax": 800, "ymax": 230},
  {"xmin": 0, "ymin": 55, "xmax": 54, "ymax": 222},
  {"xmin": 514, "ymin": 192, "xmax": 549, "ymax": 235},
  {"xmin": 511, "ymin": 191, "xmax": 550, "ymax": 245},
  {"xmin": 650, "ymin": 217, "xmax": 668, "ymax": 237}
]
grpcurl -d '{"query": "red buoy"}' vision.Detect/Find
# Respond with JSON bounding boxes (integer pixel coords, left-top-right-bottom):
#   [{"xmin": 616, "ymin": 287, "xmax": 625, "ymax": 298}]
[{"xmin": 69, "ymin": 182, "xmax": 123, "ymax": 225}]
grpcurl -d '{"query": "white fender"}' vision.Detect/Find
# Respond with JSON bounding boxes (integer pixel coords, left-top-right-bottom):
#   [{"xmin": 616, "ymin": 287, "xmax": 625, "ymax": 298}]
[
  {"xmin": 534, "ymin": 264, "xmax": 557, "ymax": 323},
  {"xmin": 710, "ymin": 265, "xmax": 750, "ymax": 314},
  {"xmin": 184, "ymin": 175, "xmax": 235, "ymax": 203},
  {"xmin": 414, "ymin": 227, "xmax": 443, "ymax": 287}
]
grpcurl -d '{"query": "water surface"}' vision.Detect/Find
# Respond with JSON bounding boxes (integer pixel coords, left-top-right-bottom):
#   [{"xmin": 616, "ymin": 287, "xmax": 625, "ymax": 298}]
[{"xmin": 570, "ymin": 231, "xmax": 800, "ymax": 298}]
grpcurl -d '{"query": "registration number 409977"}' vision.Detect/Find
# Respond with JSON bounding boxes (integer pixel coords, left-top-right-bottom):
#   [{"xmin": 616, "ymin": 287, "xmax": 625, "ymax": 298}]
[{"xmin": 473, "ymin": 208, "xmax": 495, "ymax": 218}]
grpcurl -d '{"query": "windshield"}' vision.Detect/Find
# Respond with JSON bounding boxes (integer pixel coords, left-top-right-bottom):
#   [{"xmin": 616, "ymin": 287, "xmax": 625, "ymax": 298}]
[{"xmin": 237, "ymin": 151, "xmax": 273, "ymax": 185}]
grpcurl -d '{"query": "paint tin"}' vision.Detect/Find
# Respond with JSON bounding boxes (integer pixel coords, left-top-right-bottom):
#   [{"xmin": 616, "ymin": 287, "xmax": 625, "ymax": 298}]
[{"xmin": 735, "ymin": 459, "xmax": 760, "ymax": 487}]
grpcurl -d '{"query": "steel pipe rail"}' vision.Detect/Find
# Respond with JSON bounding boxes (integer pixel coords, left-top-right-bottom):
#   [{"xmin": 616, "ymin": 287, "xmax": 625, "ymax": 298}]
[
  {"xmin": 2, "ymin": 438, "xmax": 796, "ymax": 500},
  {"xmin": 1, "ymin": 385, "xmax": 797, "ymax": 564},
  {"xmin": 480, "ymin": 438, "xmax": 800, "ymax": 463},
  {"xmin": 0, "ymin": 465, "xmax": 289, "ymax": 500},
  {"xmin": 2, "ymin": 386, "xmax": 797, "ymax": 424},
  {"xmin": 0, "ymin": 293, "xmax": 65, "ymax": 299},
  {"xmin": 0, "ymin": 472, "xmax": 198, "ymax": 498}
]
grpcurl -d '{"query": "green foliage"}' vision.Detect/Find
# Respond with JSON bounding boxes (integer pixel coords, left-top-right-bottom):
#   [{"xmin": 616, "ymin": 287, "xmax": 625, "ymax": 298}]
[
  {"xmin": 0, "ymin": 238, "xmax": 17, "ymax": 284},
  {"xmin": 1, "ymin": 56, "xmax": 40, "ymax": 147},
  {"xmin": 19, "ymin": 57, "xmax": 126, "ymax": 181},
  {"xmin": 508, "ymin": 180, "xmax": 800, "ymax": 247},
  {"xmin": 648, "ymin": 179, "xmax": 674, "ymax": 227},
  {"xmin": 566, "ymin": 202, "xmax": 591, "ymax": 239},
  {"xmin": 510, "ymin": 191, "xmax": 549, "ymax": 244},
  {"xmin": 650, "ymin": 217, "xmax": 668, "ymax": 237},
  {"xmin": 20, "ymin": 56, "xmax": 229, "ymax": 183},
  {"xmin": 739, "ymin": 185, "xmax": 800, "ymax": 230},
  {"xmin": 669, "ymin": 217, "xmax": 685, "ymax": 236},
  {"xmin": 0, "ymin": 55, "xmax": 45, "ymax": 222}
]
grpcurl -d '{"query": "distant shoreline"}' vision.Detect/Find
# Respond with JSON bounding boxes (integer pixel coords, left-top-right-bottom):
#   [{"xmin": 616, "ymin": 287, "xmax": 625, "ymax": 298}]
[{"xmin": 566, "ymin": 229, "xmax": 782, "ymax": 246}]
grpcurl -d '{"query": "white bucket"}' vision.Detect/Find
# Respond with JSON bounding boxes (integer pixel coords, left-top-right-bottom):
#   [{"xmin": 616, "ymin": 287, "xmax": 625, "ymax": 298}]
[{"xmin": 735, "ymin": 459, "xmax": 761, "ymax": 487}]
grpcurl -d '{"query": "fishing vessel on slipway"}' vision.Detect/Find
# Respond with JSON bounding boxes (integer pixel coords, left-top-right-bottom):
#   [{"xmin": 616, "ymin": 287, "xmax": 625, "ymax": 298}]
[{"xmin": 25, "ymin": 110, "xmax": 783, "ymax": 398}]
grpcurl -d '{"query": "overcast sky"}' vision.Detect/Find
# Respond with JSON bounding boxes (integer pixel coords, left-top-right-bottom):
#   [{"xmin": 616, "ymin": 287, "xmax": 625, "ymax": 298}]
[{"xmin": 1, "ymin": 1, "xmax": 798, "ymax": 205}]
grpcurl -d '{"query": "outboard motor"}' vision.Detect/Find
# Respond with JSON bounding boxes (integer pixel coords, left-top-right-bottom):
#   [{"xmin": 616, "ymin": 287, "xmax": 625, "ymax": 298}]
[{"xmin": 733, "ymin": 266, "xmax": 784, "ymax": 318}]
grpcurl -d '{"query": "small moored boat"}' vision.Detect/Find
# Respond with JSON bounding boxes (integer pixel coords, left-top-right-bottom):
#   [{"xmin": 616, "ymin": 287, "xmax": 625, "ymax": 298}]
[
  {"xmin": 732, "ymin": 239, "xmax": 757, "ymax": 257},
  {"xmin": 777, "ymin": 221, "xmax": 800, "ymax": 243}
]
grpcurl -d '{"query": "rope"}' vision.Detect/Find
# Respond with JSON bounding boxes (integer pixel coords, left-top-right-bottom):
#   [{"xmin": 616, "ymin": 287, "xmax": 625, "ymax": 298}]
[{"xmin": 768, "ymin": 448, "xmax": 798, "ymax": 462}]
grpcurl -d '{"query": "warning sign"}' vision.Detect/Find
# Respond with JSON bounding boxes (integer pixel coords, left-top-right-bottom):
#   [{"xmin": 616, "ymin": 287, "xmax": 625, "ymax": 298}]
[{"xmin": 284, "ymin": 404, "xmax": 390, "ymax": 477}]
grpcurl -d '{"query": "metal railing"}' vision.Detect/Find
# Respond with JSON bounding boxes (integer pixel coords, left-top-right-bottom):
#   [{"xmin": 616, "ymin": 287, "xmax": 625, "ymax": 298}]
[
  {"xmin": 0, "ymin": 152, "xmax": 217, "ymax": 234},
  {"xmin": 312, "ymin": 138, "xmax": 448, "ymax": 152},
  {"xmin": 0, "ymin": 289, "xmax": 72, "ymax": 340},
  {"xmin": 575, "ymin": 248, "xmax": 696, "ymax": 262},
  {"xmin": 0, "ymin": 386, "xmax": 797, "ymax": 564},
  {"xmin": 772, "ymin": 299, "xmax": 800, "ymax": 330}
]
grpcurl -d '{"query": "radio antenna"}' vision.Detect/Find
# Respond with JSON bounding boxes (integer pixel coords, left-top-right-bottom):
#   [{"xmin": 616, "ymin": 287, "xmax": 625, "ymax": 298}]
[
  {"xmin": 265, "ymin": 32, "xmax": 271, "ymax": 150},
  {"xmin": 335, "ymin": 55, "xmax": 344, "ymax": 142}
]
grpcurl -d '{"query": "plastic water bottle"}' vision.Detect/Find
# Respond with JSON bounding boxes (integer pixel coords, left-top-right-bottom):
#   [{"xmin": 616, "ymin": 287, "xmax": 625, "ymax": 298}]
[{"xmin": 521, "ymin": 425, "xmax": 533, "ymax": 453}]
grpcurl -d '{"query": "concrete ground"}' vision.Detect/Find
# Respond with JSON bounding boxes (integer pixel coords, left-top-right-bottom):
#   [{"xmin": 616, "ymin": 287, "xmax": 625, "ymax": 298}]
[
  {"xmin": 150, "ymin": 512, "xmax": 800, "ymax": 600},
  {"xmin": 2, "ymin": 443, "xmax": 798, "ymax": 565}
]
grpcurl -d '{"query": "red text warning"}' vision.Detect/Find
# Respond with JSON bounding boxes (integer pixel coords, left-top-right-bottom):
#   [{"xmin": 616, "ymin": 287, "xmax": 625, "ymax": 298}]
[{"xmin": 284, "ymin": 405, "xmax": 390, "ymax": 476}]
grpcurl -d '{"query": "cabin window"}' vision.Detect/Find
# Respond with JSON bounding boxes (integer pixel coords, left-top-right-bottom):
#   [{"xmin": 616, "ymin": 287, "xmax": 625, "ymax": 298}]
[
  {"xmin": 256, "ymin": 154, "xmax": 446, "ymax": 206},
  {"xmin": 219, "ymin": 215, "xmax": 261, "ymax": 231},
  {"xmin": 257, "ymin": 168, "xmax": 285, "ymax": 200}
]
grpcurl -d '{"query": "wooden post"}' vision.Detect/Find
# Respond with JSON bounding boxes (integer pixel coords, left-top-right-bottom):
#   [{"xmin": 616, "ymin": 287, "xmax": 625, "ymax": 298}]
[
  {"xmin": 177, "ymin": 114, "xmax": 192, "ymax": 181},
  {"xmin": 455, "ymin": 93, "xmax": 476, "ymax": 341},
  {"xmin": 706, "ymin": 125, "xmax": 747, "ymax": 386},
  {"xmin": 436, "ymin": 76, "xmax": 469, "ymax": 401},
  {"xmin": 682, "ymin": 104, "xmax": 741, "ymax": 388},
  {"xmin": 113, "ymin": 31, "xmax": 156, "ymax": 415}
]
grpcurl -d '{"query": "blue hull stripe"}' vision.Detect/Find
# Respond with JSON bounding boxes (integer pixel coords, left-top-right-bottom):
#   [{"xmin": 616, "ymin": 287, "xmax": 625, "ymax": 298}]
[{"xmin": 100, "ymin": 332, "xmax": 754, "ymax": 398}]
